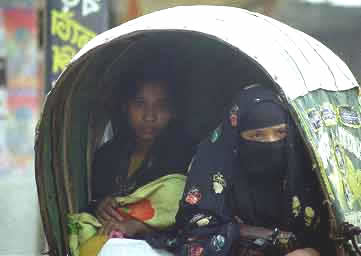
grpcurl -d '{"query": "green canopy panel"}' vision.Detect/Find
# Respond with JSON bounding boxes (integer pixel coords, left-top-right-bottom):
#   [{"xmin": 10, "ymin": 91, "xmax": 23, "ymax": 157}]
[{"xmin": 35, "ymin": 6, "xmax": 361, "ymax": 256}]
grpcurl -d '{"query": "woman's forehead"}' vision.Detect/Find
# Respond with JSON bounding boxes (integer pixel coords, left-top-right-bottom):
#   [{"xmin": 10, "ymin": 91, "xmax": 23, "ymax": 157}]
[
  {"xmin": 239, "ymin": 101, "xmax": 287, "ymax": 131},
  {"xmin": 136, "ymin": 81, "xmax": 170, "ymax": 97}
]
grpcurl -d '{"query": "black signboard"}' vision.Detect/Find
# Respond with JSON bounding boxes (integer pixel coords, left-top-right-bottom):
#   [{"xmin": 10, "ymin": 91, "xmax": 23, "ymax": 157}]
[{"xmin": 45, "ymin": 0, "xmax": 108, "ymax": 93}]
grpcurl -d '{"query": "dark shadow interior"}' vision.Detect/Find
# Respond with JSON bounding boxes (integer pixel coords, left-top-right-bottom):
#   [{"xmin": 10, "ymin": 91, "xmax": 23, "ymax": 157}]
[
  {"xmin": 89, "ymin": 30, "xmax": 274, "ymax": 141},
  {"xmin": 64, "ymin": 31, "xmax": 272, "ymax": 145}
]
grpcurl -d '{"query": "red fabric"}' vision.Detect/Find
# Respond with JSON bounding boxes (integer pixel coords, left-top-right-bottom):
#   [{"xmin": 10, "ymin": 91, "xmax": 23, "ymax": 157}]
[{"xmin": 116, "ymin": 199, "xmax": 155, "ymax": 222}]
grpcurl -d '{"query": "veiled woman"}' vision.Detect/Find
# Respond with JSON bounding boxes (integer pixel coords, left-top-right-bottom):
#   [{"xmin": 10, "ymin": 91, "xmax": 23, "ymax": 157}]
[{"xmin": 159, "ymin": 85, "xmax": 333, "ymax": 256}]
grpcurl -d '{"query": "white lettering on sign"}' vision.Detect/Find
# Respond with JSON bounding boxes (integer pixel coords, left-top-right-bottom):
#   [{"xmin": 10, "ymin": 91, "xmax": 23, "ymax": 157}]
[
  {"xmin": 62, "ymin": 0, "xmax": 80, "ymax": 12},
  {"xmin": 62, "ymin": 0, "xmax": 100, "ymax": 17},
  {"xmin": 82, "ymin": 0, "xmax": 100, "ymax": 16}
]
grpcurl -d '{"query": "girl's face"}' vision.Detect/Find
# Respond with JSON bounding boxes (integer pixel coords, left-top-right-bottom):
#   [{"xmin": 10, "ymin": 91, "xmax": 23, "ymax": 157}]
[
  {"xmin": 240, "ymin": 123, "xmax": 288, "ymax": 143},
  {"xmin": 127, "ymin": 81, "xmax": 174, "ymax": 142}
]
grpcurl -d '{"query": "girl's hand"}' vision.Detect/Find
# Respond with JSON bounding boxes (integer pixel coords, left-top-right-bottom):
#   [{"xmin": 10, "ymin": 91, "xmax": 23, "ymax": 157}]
[
  {"xmin": 95, "ymin": 197, "xmax": 123, "ymax": 224},
  {"xmin": 99, "ymin": 219, "xmax": 149, "ymax": 237},
  {"xmin": 286, "ymin": 248, "xmax": 320, "ymax": 256},
  {"xmin": 99, "ymin": 220, "xmax": 128, "ymax": 237}
]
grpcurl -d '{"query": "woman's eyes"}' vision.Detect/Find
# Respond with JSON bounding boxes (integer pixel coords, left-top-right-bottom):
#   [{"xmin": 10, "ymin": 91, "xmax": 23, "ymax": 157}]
[
  {"xmin": 131, "ymin": 100, "xmax": 170, "ymax": 111},
  {"xmin": 242, "ymin": 126, "xmax": 288, "ymax": 142},
  {"xmin": 250, "ymin": 129, "xmax": 286, "ymax": 140}
]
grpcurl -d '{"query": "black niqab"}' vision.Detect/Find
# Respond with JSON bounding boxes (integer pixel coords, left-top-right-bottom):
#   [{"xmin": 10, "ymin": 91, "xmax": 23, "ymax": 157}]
[{"xmin": 234, "ymin": 101, "xmax": 289, "ymax": 228}]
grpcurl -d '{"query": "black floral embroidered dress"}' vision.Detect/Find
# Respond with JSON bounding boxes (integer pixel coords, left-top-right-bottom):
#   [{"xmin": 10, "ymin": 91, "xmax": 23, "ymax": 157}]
[{"xmin": 170, "ymin": 86, "xmax": 330, "ymax": 256}]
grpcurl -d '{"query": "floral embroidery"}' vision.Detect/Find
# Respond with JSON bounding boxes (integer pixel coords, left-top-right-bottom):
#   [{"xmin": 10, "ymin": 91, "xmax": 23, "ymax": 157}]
[
  {"xmin": 210, "ymin": 124, "xmax": 222, "ymax": 143},
  {"xmin": 190, "ymin": 214, "xmax": 205, "ymax": 224},
  {"xmin": 188, "ymin": 243, "xmax": 204, "ymax": 256},
  {"xmin": 196, "ymin": 216, "xmax": 213, "ymax": 227},
  {"xmin": 185, "ymin": 187, "xmax": 202, "ymax": 205},
  {"xmin": 304, "ymin": 207, "xmax": 315, "ymax": 226},
  {"xmin": 229, "ymin": 105, "xmax": 239, "ymax": 127},
  {"xmin": 212, "ymin": 172, "xmax": 227, "ymax": 194},
  {"xmin": 292, "ymin": 196, "xmax": 301, "ymax": 218},
  {"xmin": 211, "ymin": 234, "xmax": 225, "ymax": 252}
]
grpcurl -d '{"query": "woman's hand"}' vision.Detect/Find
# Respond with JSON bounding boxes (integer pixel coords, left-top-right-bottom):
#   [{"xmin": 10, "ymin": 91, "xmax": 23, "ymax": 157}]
[
  {"xmin": 99, "ymin": 219, "xmax": 150, "ymax": 237},
  {"xmin": 95, "ymin": 197, "xmax": 123, "ymax": 224},
  {"xmin": 286, "ymin": 248, "xmax": 320, "ymax": 256}
]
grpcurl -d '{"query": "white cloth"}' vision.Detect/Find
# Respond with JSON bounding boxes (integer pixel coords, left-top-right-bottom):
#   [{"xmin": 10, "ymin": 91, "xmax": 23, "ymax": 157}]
[{"xmin": 97, "ymin": 238, "xmax": 174, "ymax": 256}]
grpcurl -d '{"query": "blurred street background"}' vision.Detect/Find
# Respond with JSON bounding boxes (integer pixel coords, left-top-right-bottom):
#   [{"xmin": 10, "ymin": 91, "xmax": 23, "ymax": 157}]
[{"xmin": 0, "ymin": 0, "xmax": 360, "ymax": 255}]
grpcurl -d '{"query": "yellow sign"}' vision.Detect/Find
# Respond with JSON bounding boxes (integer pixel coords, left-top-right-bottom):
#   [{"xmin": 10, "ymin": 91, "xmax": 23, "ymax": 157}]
[
  {"xmin": 52, "ymin": 45, "xmax": 76, "ymax": 73},
  {"xmin": 51, "ymin": 10, "xmax": 96, "ymax": 49}
]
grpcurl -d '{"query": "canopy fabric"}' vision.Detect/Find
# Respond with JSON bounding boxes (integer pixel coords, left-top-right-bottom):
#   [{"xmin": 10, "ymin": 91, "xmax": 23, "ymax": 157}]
[{"xmin": 73, "ymin": 5, "xmax": 358, "ymax": 100}]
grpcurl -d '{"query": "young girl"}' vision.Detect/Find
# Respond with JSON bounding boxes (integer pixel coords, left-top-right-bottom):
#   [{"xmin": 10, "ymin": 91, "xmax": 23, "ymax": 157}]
[
  {"xmin": 68, "ymin": 72, "xmax": 195, "ymax": 256},
  {"xmin": 91, "ymin": 74, "xmax": 195, "ymax": 237}
]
